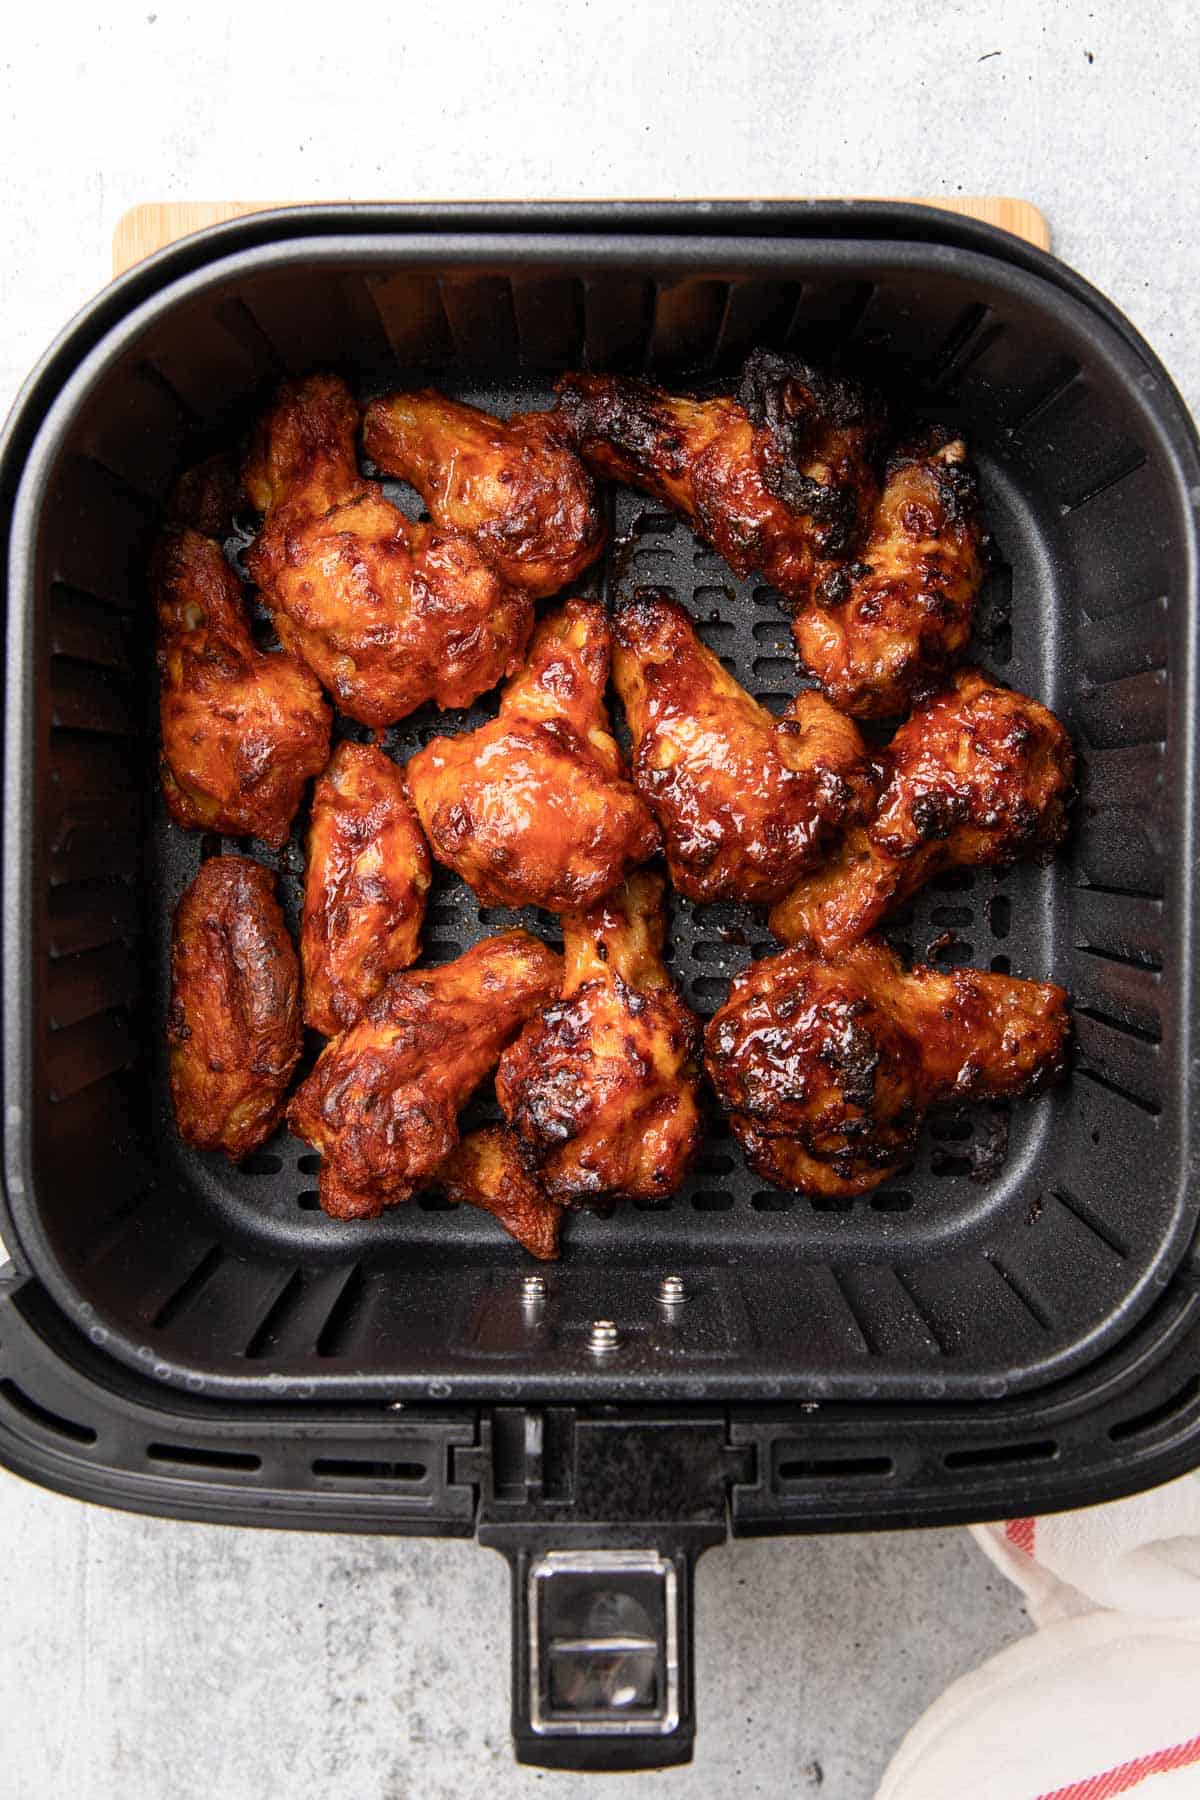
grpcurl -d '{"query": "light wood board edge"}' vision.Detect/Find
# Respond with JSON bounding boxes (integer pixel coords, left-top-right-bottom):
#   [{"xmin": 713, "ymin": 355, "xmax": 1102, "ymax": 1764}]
[{"xmin": 113, "ymin": 196, "xmax": 1049, "ymax": 277}]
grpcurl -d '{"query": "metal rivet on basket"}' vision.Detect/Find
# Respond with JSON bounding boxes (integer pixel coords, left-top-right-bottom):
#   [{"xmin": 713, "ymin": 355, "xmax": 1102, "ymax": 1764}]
[
  {"xmin": 521, "ymin": 1273, "xmax": 547, "ymax": 1305},
  {"xmin": 588, "ymin": 1319, "xmax": 620, "ymax": 1354},
  {"xmin": 658, "ymin": 1274, "xmax": 688, "ymax": 1307}
]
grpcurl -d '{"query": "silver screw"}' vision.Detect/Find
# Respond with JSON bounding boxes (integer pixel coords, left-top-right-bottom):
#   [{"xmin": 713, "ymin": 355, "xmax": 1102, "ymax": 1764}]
[
  {"xmin": 658, "ymin": 1274, "xmax": 687, "ymax": 1306},
  {"xmin": 521, "ymin": 1273, "xmax": 547, "ymax": 1305},
  {"xmin": 588, "ymin": 1318, "xmax": 620, "ymax": 1354}
]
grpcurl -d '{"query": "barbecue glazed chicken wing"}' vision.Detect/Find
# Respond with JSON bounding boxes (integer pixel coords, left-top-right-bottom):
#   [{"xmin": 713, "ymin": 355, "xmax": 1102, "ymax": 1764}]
[
  {"xmin": 792, "ymin": 428, "xmax": 986, "ymax": 717},
  {"xmin": 168, "ymin": 856, "xmax": 301, "ymax": 1159},
  {"xmin": 154, "ymin": 529, "xmax": 331, "ymax": 849},
  {"xmin": 363, "ymin": 390, "xmax": 605, "ymax": 599},
  {"xmin": 244, "ymin": 375, "xmax": 532, "ymax": 727},
  {"xmin": 612, "ymin": 591, "xmax": 871, "ymax": 904},
  {"xmin": 770, "ymin": 668, "xmax": 1075, "ymax": 952},
  {"xmin": 705, "ymin": 938, "xmax": 1068, "ymax": 1198},
  {"xmin": 287, "ymin": 931, "xmax": 561, "ymax": 1219},
  {"xmin": 301, "ymin": 741, "xmax": 432, "ymax": 1036},
  {"xmin": 557, "ymin": 352, "xmax": 881, "ymax": 603},
  {"xmin": 496, "ymin": 873, "xmax": 702, "ymax": 1204},
  {"xmin": 406, "ymin": 598, "xmax": 659, "ymax": 911},
  {"xmin": 432, "ymin": 1127, "xmax": 563, "ymax": 1259}
]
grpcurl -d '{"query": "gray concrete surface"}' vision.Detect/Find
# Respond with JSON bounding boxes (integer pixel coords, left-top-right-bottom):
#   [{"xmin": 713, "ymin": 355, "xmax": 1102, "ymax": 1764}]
[
  {"xmin": 2, "ymin": 2, "xmax": 1197, "ymax": 1795},
  {"xmin": 0, "ymin": 1469, "xmax": 1028, "ymax": 1799}
]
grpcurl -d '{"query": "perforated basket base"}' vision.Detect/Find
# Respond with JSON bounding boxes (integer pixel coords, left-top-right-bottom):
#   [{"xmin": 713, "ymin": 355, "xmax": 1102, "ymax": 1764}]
[{"xmin": 6, "ymin": 216, "xmax": 1197, "ymax": 1406}]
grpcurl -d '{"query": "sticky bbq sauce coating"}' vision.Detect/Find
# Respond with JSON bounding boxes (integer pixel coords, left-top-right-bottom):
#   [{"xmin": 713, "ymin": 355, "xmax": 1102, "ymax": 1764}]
[
  {"xmin": 167, "ymin": 855, "xmax": 302, "ymax": 1160},
  {"xmin": 705, "ymin": 937, "xmax": 1069, "ymax": 1198}
]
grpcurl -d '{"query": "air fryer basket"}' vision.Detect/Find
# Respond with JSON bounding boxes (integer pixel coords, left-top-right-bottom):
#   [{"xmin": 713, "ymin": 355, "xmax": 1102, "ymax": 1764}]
[{"xmin": 1, "ymin": 205, "xmax": 1198, "ymax": 1770}]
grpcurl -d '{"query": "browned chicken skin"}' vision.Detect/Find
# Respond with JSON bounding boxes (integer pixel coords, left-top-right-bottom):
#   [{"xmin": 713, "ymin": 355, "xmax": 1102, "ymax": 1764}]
[
  {"xmin": 705, "ymin": 938, "xmax": 1069, "ymax": 1197},
  {"xmin": 770, "ymin": 668, "xmax": 1075, "ymax": 952},
  {"xmin": 167, "ymin": 856, "xmax": 301, "ymax": 1160},
  {"xmin": 154, "ymin": 529, "xmax": 331, "ymax": 850},
  {"xmin": 496, "ymin": 873, "xmax": 702, "ymax": 1204},
  {"xmin": 406, "ymin": 598, "xmax": 659, "ymax": 911},
  {"xmin": 612, "ymin": 591, "xmax": 872, "ymax": 904},
  {"xmin": 432, "ymin": 1127, "xmax": 563, "ymax": 1259},
  {"xmin": 287, "ymin": 931, "xmax": 561, "ymax": 1219},
  {"xmin": 301, "ymin": 741, "xmax": 432, "ymax": 1036},
  {"xmin": 363, "ymin": 390, "xmax": 605, "ymax": 598},
  {"xmin": 556, "ymin": 353, "xmax": 882, "ymax": 601},
  {"xmin": 244, "ymin": 375, "xmax": 533, "ymax": 727},
  {"xmin": 793, "ymin": 429, "xmax": 986, "ymax": 717}
]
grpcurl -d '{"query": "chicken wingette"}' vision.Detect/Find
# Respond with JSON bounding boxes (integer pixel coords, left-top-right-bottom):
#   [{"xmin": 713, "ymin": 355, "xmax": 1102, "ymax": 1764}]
[
  {"xmin": 301, "ymin": 741, "xmax": 432, "ymax": 1037},
  {"xmin": 362, "ymin": 389, "xmax": 604, "ymax": 598},
  {"xmin": 154, "ymin": 528, "xmax": 331, "ymax": 849},
  {"xmin": 167, "ymin": 856, "xmax": 301, "ymax": 1159},
  {"xmin": 244, "ymin": 375, "xmax": 532, "ymax": 727},
  {"xmin": 612, "ymin": 591, "xmax": 871, "ymax": 904},
  {"xmin": 770, "ymin": 669, "xmax": 1075, "ymax": 952}
]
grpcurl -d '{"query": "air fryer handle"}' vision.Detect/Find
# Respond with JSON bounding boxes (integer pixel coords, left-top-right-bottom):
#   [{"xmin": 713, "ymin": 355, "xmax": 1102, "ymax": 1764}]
[{"xmin": 503, "ymin": 1541, "xmax": 702, "ymax": 1771}]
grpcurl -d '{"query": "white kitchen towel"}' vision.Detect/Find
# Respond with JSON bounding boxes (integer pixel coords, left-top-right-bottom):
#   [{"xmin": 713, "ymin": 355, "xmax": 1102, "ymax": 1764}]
[{"xmin": 876, "ymin": 1473, "xmax": 1200, "ymax": 1800}]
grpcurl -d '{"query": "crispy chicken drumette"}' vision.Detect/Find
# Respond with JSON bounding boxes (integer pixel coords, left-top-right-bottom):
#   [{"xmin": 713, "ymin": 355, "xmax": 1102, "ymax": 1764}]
[
  {"xmin": 705, "ymin": 938, "xmax": 1069, "ymax": 1198},
  {"xmin": 301, "ymin": 741, "xmax": 432, "ymax": 1037},
  {"xmin": 287, "ymin": 931, "xmax": 561, "ymax": 1219},
  {"xmin": 612, "ymin": 591, "xmax": 871, "ymax": 904},
  {"xmin": 406, "ymin": 598, "xmax": 659, "ymax": 911},
  {"xmin": 770, "ymin": 668, "xmax": 1075, "ymax": 952},
  {"xmin": 167, "ymin": 856, "xmax": 301, "ymax": 1160},
  {"xmin": 154, "ymin": 529, "xmax": 331, "ymax": 849},
  {"xmin": 432, "ymin": 1127, "xmax": 564, "ymax": 1260},
  {"xmin": 244, "ymin": 375, "xmax": 532, "ymax": 727},
  {"xmin": 362, "ymin": 390, "xmax": 605, "ymax": 598},
  {"xmin": 496, "ymin": 873, "xmax": 702, "ymax": 1205},
  {"xmin": 791, "ymin": 428, "xmax": 986, "ymax": 717},
  {"xmin": 557, "ymin": 352, "xmax": 882, "ymax": 602}
]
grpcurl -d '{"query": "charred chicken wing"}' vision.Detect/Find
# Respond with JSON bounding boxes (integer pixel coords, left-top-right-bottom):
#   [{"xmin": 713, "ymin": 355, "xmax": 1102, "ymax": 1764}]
[
  {"xmin": 244, "ymin": 375, "xmax": 532, "ymax": 727},
  {"xmin": 705, "ymin": 938, "xmax": 1068, "ymax": 1198},
  {"xmin": 287, "ymin": 931, "xmax": 561, "ymax": 1219},
  {"xmin": 556, "ymin": 352, "xmax": 882, "ymax": 601},
  {"xmin": 154, "ymin": 529, "xmax": 331, "ymax": 850},
  {"xmin": 612, "ymin": 591, "xmax": 871, "ymax": 904},
  {"xmin": 496, "ymin": 873, "xmax": 702, "ymax": 1204},
  {"xmin": 770, "ymin": 668, "xmax": 1075, "ymax": 952},
  {"xmin": 362, "ymin": 390, "xmax": 604, "ymax": 598},
  {"xmin": 406, "ymin": 598, "xmax": 659, "ymax": 911},
  {"xmin": 432, "ymin": 1127, "xmax": 563, "ymax": 1259},
  {"xmin": 792, "ymin": 428, "xmax": 987, "ymax": 717},
  {"xmin": 301, "ymin": 741, "xmax": 432, "ymax": 1036},
  {"xmin": 167, "ymin": 856, "xmax": 301, "ymax": 1159}
]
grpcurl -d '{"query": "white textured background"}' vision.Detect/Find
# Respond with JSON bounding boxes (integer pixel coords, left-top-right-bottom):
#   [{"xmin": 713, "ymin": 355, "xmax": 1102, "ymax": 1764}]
[{"xmin": 1, "ymin": 3, "xmax": 1196, "ymax": 1796}]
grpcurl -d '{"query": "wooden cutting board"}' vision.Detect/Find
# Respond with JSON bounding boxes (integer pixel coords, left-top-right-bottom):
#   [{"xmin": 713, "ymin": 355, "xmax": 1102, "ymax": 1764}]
[{"xmin": 112, "ymin": 198, "xmax": 1048, "ymax": 276}]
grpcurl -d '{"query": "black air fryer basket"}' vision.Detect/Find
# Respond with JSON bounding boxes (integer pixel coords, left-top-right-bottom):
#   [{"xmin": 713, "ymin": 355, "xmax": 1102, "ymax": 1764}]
[{"xmin": 2, "ymin": 203, "xmax": 1198, "ymax": 1770}]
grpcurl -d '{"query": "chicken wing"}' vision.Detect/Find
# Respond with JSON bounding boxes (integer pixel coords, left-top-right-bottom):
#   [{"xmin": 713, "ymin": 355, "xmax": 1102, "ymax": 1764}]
[
  {"xmin": 244, "ymin": 375, "xmax": 533, "ymax": 727},
  {"xmin": 287, "ymin": 930, "xmax": 561, "ymax": 1219},
  {"xmin": 556, "ymin": 351, "xmax": 881, "ymax": 602},
  {"xmin": 167, "ymin": 856, "xmax": 301, "ymax": 1160},
  {"xmin": 405, "ymin": 598, "xmax": 659, "ymax": 911},
  {"xmin": 791, "ymin": 428, "xmax": 986, "ymax": 717},
  {"xmin": 612, "ymin": 591, "xmax": 871, "ymax": 904},
  {"xmin": 301, "ymin": 740, "xmax": 432, "ymax": 1036},
  {"xmin": 770, "ymin": 668, "xmax": 1075, "ymax": 951},
  {"xmin": 154, "ymin": 528, "xmax": 331, "ymax": 850},
  {"xmin": 705, "ymin": 937, "xmax": 1068, "ymax": 1197},
  {"xmin": 496, "ymin": 873, "xmax": 702, "ymax": 1204},
  {"xmin": 432, "ymin": 1127, "xmax": 563, "ymax": 1259},
  {"xmin": 168, "ymin": 449, "xmax": 244, "ymax": 539},
  {"xmin": 362, "ymin": 389, "xmax": 604, "ymax": 598}
]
